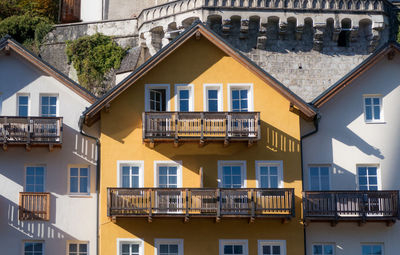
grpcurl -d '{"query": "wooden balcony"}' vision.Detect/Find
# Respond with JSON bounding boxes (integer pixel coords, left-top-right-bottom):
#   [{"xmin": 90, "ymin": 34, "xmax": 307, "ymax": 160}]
[
  {"xmin": 303, "ymin": 191, "xmax": 399, "ymax": 226},
  {"xmin": 142, "ymin": 112, "xmax": 260, "ymax": 146},
  {"xmin": 0, "ymin": 116, "xmax": 63, "ymax": 150},
  {"xmin": 108, "ymin": 188, "xmax": 295, "ymax": 222},
  {"xmin": 19, "ymin": 192, "xmax": 51, "ymax": 221}
]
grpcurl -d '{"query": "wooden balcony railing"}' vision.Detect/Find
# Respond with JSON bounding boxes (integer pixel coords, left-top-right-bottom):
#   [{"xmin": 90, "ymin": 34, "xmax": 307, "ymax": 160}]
[
  {"xmin": 19, "ymin": 192, "xmax": 51, "ymax": 221},
  {"xmin": 142, "ymin": 112, "xmax": 260, "ymax": 144},
  {"xmin": 0, "ymin": 117, "xmax": 63, "ymax": 148},
  {"xmin": 303, "ymin": 191, "xmax": 399, "ymax": 225},
  {"xmin": 108, "ymin": 188, "xmax": 294, "ymax": 221}
]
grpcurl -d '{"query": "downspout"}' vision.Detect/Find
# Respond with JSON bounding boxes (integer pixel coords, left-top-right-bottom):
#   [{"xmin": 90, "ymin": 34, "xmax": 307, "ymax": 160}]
[
  {"xmin": 300, "ymin": 113, "xmax": 321, "ymax": 255},
  {"xmin": 79, "ymin": 115, "xmax": 101, "ymax": 255}
]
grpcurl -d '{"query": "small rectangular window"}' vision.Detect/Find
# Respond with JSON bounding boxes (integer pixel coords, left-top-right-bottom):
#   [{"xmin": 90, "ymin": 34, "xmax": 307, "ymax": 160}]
[
  {"xmin": 312, "ymin": 244, "xmax": 334, "ymax": 255},
  {"xmin": 24, "ymin": 241, "xmax": 44, "ymax": 255},
  {"xmin": 118, "ymin": 161, "xmax": 144, "ymax": 188},
  {"xmin": 175, "ymin": 84, "xmax": 193, "ymax": 112},
  {"xmin": 68, "ymin": 241, "xmax": 88, "ymax": 255},
  {"xmin": 309, "ymin": 166, "xmax": 330, "ymax": 191},
  {"xmin": 69, "ymin": 166, "xmax": 90, "ymax": 194},
  {"xmin": 232, "ymin": 89, "xmax": 248, "ymax": 112},
  {"xmin": 155, "ymin": 239, "xmax": 183, "ymax": 255},
  {"xmin": 26, "ymin": 166, "xmax": 45, "ymax": 192},
  {"xmin": 258, "ymin": 240, "xmax": 286, "ymax": 255},
  {"xmin": 17, "ymin": 94, "xmax": 29, "ymax": 117},
  {"xmin": 358, "ymin": 166, "xmax": 379, "ymax": 191},
  {"xmin": 204, "ymin": 84, "xmax": 223, "ymax": 112},
  {"xmin": 118, "ymin": 239, "xmax": 144, "ymax": 255},
  {"xmin": 364, "ymin": 96, "xmax": 383, "ymax": 123},
  {"xmin": 40, "ymin": 95, "xmax": 57, "ymax": 117},
  {"xmin": 220, "ymin": 240, "xmax": 248, "ymax": 255},
  {"xmin": 208, "ymin": 89, "xmax": 219, "ymax": 111},
  {"xmin": 361, "ymin": 244, "xmax": 383, "ymax": 255},
  {"xmin": 218, "ymin": 161, "xmax": 246, "ymax": 188},
  {"xmin": 256, "ymin": 161, "xmax": 283, "ymax": 188}
]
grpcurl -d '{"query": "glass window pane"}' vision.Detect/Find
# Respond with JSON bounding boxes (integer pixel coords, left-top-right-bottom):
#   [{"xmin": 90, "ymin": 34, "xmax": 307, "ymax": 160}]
[
  {"xmin": 240, "ymin": 90, "xmax": 247, "ymax": 99},
  {"xmin": 131, "ymin": 167, "xmax": 139, "ymax": 175},
  {"xmin": 310, "ymin": 176, "xmax": 320, "ymax": 191},
  {"xmin": 365, "ymin": 106, "xmax": 372, "ymax": 120},
  {"xmin": 313, "ymin": 245, "xmax": 322, "ymax": 255},
  {"xmin": 263, "ymin": 246, "xmax": 271, "ymax": 255},
  {"xmin": 159, "ymin": 167, "xmax": 168, "ymax": 175},
  {"xmin": 159, "ymin": 176, "xmax": 168, "ymax": 185},
  {"xmin": 241, "ymin": 100, "xmax": 248, "ymax": 109},
  {"xmin": 232, "ymin": 166, "xmax": 241, "ymax": 175},
  {"xmin": 131, "ymin": 244, "xmax": 139, "ymax": 253},
  {"xmin": 122, "ymin": 176, "xmax": 130, "ymax": 188},
  {"xmin": 373, "ymin": 98, "xmax": 380, "ymax": 105},
  {"xmin": 169, "ymin": 176, "xmax": 177, "ymax": 185},
  {"xmin": 27, "ymin": 167, "xmax": 35, "ymax": 175},
  {"xmin": 369, "ymin": 177, "xmax": 377, "ymax": 185},
  {"xmin": 170, "ymin": 244, "xmax": 178, "ymax": 253},
  {"xmin": 36, "ymin": 167, "xmax": 44, "ymax": 176},
  {"xmin": 79, "ymin": 244, "xmax": 87, "ymax": 252},
  {"xmin": 368, "ymin": 167, "xmax": 377, "ymax": 176},
  {"xmin": 80, "ymin": 177, "xmax": 88, "ymax": 193},
  {"xmin": 270, "ymin": 176, "xmax": 278, "ymax": 188},
  {"xmin": 80, "ymin": 168, "xmax": 88, "ymax": 177},
  {"xmin": 224, "ymin": 245, "xmax": 233, "ymax": 254},
  {"xmin": 359, "ymin": 177, "xmax": 367, "ymax": 185},
  {"xmin": 270, "ymin": 166, "xmax": 278, "ymax": 175},
  {"xmin": 324, "ymin": 245, "xmax": 333, "ymax": 254},
  {"xmin": 69, "ymin": 244, "xmax": 77, "ymax": 252},
  {"xmin": 42, "ymin": 96, "xmax": 49, "ymax": 105},
  {"xmin": 122, "ymin": 166, "xmax": 130, "ymax": 176},
  {"xmin": 260, "ymin": 176, "xmax": 269, "ymax": 188},
  {"xmin": 71, "ymin": 168, "xmax": 79, "ymax": 177},
  {"xmin": 19, "ymin": 106, "xmax": 28, "ymax": 117},
  {"xmin": 232, "ymin": 100, "xmax": 240, "ymax": 110},
  {"xmin": 160, "ymin": 244, "xmax": 169, "ymax": 253},
  {"xmin": 168, "ymin": 167, "xmax": 177, "ymax": 175},
  {"xmin": 122, "ymin": 244, "xmax": 130, "ymax": 253},
  {"xmin": 232, "ymin": 176, "xmax": 241, "ymax": 186},
  {"xmin": 358, "ymin": 167, "xmax": 367, "ymax": 176},
  {"xmin": 320, "ymin": 167, "xmax": 329, "ymax": 176},
  {"xmin": 234, "ymin": 245, "xmax": 243, "ymax": 254},
  {"xmin": 260, "ymin": 166, "xmax": 268, "ymax": 175},
  {"xmin": 179, "ymin": 90, "xmax": 189, "ymax": 99},
  {"xmin": 232, "ymin": 90, "xmax": 239, "ymax": 100},
  {"xmin": 209, "ymin": 100, "xmax": 218, "ymax": 112},
  {"xmin": 180, "ymin": 100, "xmax": 189, "ymax": 112},
  {"xmin": 223, "ymin": 166, "xmax": 231, "ymax": 176},
  {"xmin": 70, "ymin": 177, "xmax": 78, "ymax": 193},
  {"xmin": 373, "ymin": 106, "xmax": 380, "ymax": 120},
  {"xmin": 19, "ymin": 96, "xmax": 28, "ymax": 104},
  {"xmin": 25, "ymin": 243, "xmax": 34, "ymax": 251},
  {"xmin": 132, "ymin": 176, "xmax": 139, "ymax": 188},
  {"xmin": 310, "ymin": 167, "xmax": 319, "ymax": 176},
  {"xmin": 50, "ymin": 96, "xmax": 57, "ymax": 105},
  {"xmin": 208, "ymin": 90, "xmax": 218, "ymax": 99},
  {"xmin": 365, "ymin": 98, "xmax": 371, "ymax": 105},
  {"xmin": 272, "ymin": 246, "xmax": 280, "ymax": 255}
]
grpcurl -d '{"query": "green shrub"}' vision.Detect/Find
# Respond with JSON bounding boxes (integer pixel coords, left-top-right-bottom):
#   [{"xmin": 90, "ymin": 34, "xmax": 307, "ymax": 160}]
[
  {"xmin": 66, "ymin": 33, "xmax": 128, "ymax": 94},
  {"xmin": 0, "ymin": 0, "xmax": 59, "ymax": 22}
]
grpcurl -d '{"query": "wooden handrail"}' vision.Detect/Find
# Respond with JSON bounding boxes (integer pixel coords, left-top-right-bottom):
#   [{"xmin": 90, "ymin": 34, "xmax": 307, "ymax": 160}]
[
  {"xmin": 108, "ymin": 188, "xmax": 294, "ymax": 219},
  {"xmin": 19, "ymin": 192, "xmax": 51, "ymax": 221}
]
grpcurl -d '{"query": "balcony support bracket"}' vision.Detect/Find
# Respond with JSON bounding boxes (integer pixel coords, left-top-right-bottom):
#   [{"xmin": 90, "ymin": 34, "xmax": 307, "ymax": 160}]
[
  {"xmin": 25, "ymin": 144, "xmax": 31, "ymax": 152},
  {"xmin": 199, "ymin": 139, "xmax": 205, "ymax": 147},
  {"xmin": 149, "ymin": 140, "xmax": 155, "ymax": 149},
  {"xmin": 48, "ymin": 144, "xmax": 54, "ymax": 152},
  {"xmin": 2, "ymin": 143, "xmax": 7, "ymax": 151},
  {"xmin": 223, "ymin": 139, "xmax": 229, "ymax": 147},
  {"xmin": 148, "ymin": 216, "xmax": 152, "ymax": 223},
  {"xmin": 215, "ymin": 217, "xmax": 221, "ymax": 223},
  {"xmin": 173, "ymin": 139, "xmax": 179, "ymax": 148},
  {"xmin": 330, "ymin": 220, "xmax": 338, "ymax": 227},
  {"xmin": 111, "ymin": 216, "xmax": 117, "ymax": 223},
  {"xmin": 386, "ymin": 219, "xmax": 396, "ymax": 227},
  {"xmin": 249, "ymin": 217, "xmax": 255, "ymax": 224},
  {"xmin": 184, "ymin": 216, "xmax": 189, "ymax": 223}
]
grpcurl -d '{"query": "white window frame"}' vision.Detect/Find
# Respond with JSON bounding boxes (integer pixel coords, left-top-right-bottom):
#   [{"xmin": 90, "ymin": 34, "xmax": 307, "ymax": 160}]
[
  {"xmin": 117, "ymin": 238, "xmax": 144, "ymax": 255},
  {"xmin": 22, "ymin": 240, "xmax": 44, "ymax": 255},
  {"xmin": 154, "ymin": 238, "xmax": 184, "ymax": 255},
  {"xmin": 255, "ymin": 161, "xmax": 284, "ymax": 188},
  {"xmin": 227, "ymin": 83, "xmax": 254, "ymax": 112},
  {"xmin": 219, "ymin": 239, "xmax": 248, "ymax": 255},
  {"xmin": 17, "ymin": 93, "xmax": 30, "ymax": 116},
  {"xmin": 312, "ymin": 243, "xmax": 335, "ymax": 255},
  {"xmin": 218, "ymin": 161, "xmax": 247, "ymax": 188},
  {"xmin": 68, "ymin": 165, "xmax": 91, "ymax": 195},
  {"xmin": 67, "ymin": 240, "xmax": 89, "ymax": 255},
  {"xmin": 145, "ymin": 84, "xmax": 171, "ymax": 111},
  {"xmin": 258, "ymin": 240, "xmax": 286, "ymax": 255},
  {"xmin": 203, "ymin": 84, "xmax": 223, "ymax": 112},
  {"xmin": 25, "ymin": 165, "xmax": 46, "ymax": 193},
  {"xmin": 363, "ymin": 95, "xmax": 384, "ymax": 123},
  {"xmin": 154, "ymin": 161, "xmax": 183, "ymax": 188},
  {"xmin": 175, "ymin": 84, "xmax": 194, "ymax": 111},
  {"xmin": 308, "ymin": 165, "xmax": 331, "ymax": 191},
  {"xmin": 117, "ymin": 161, "xmax": 144, "ymax": 188},
  {"xmin": 361, "ymin": 243, "xmax": 384, "ymax": 255},
  {"xmin": 39, "ymin": 94, "xmax": 59, "ymax": 117},
  {"xmin": 356, "ymin": 164, "xmax": 381, "ymax": 190}
]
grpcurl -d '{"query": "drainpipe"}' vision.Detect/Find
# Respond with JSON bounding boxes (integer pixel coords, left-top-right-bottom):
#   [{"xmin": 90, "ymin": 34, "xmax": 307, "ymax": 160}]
[
  {"xmin": 300, "ymin": 113, "xmax": 321, "ymax": 255},
  {"xmin": 79, "ymin": 115, "xmax": 101, "ymax": 255}
]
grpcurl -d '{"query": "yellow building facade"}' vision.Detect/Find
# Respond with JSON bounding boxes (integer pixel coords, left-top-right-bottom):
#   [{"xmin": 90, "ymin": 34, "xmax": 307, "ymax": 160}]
[{"xmin": 84, "ymin": 23, "xmax": 316, "ymax": 255}]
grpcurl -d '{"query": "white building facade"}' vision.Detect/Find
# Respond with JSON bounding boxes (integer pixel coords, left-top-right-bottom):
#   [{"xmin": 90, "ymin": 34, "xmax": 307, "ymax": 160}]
[
  {"xmin": 302, "ymin": 44, "xmax": 400, "ymax": 255},
  {"xmin": 0, "ymin": 37, "xmax": 98, "ymax": 255}
]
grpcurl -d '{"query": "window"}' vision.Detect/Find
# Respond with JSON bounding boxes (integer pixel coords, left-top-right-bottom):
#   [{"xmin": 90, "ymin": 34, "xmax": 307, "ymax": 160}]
[
  {"xmin": 68, "ymin": 241, "xmax": 88, "ymax": 255},
  {"xmin": 24, "ymin": 241, "xmax": 44, "ymax": 255},
  {"xmin": 204, "ymin": 84, "xmax": 223, "ymax": 112},
  {"xmin": 256, "ymin": 161, "xmax": 283, "ymax": 188},
  {"xmin": 155, "ymin": 161, "xmax": 182, "ymax": 188},
  {"xmin": 312, "ymin": 244, "xmax": 334, "ymax": 255},
  {"xmin": 155, "ymin": 239, "xmax": 183, "ymax": 255},
  {"xmin": 364, "ymin": 96, "xmax": 383, "ymax": 123},
  {"xmin": 228, "ymin": 84, "xmax": 253, "ymax": 112},
  {"xmin": 117, "ymin": 239, "xmax": 144, "ymax": 255},
  {"xmin": 220, "ymin": 240, "xmax": 248, "ymax": 255},
  {"xmin": 309, "ymin": 166, "xmax": 330, "ymax": 191},
  {"xmin": 258, "ymin": 240, "xmax": 286, "ymax": 255},
  {"xmin": 69, "ymin": 166, "xmax": 90, "ymax": 194},
  {"xmin": 358, "ymin": 166, "xmax": 379, "ymax": 191},
  {"xmin": 17, "ymin": 94, "xmax": 29, "ymax": 116},
  {"xmin": 40, "ymin": 95, "xmax": 57, "ymax": 117},
  {"xmin": 118, "ymin": 161, "xmax": 144, "ymax": 188},
  {"xmin": 26, "ymin": 166, "xmax": 45, "ymax": 192},
  {"xmin": 361, "ymin": 244, "xmax": 383, "ymax": 255},
  {"xmin": 175, "ymin": 84, "xmax": 193, "ymax": 112},
  {"xmin": 218, "ymin": 161, "xmax": 246, "ymax": 188},
  {"xmin": 145, "ymin": 84, "xmax": 170, "ymax": 112}
]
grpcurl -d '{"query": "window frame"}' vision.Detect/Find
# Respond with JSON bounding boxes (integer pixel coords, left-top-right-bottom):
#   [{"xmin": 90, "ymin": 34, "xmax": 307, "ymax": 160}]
[
  {"xmin": 25, "ymin": 165, "xmax": 46, "ymax": 193},
  {"xmin": 154, "ymin": 238, "xmax": 184, "ymax": 255},
  {"xmin": 361, "ymin": 243, "xmax": 384, "ymax": 255},
  {"xmin": 174, "ymin": 84, "xmax": 194, "ymax": 112},
  {"xmin": 203, "ymin": 84, "xmax": 223, "ymax": 112},
  {"xmin": 356, "ymin": 164, "xmax": 381, "ymax": 191},
  {"xmin": 145, "ymin": 84, "xmax": 171, "ymax": 112},
  {"xmin": 227, "ymin": 84, "xmax": 254, "ymax": 112},
  {"xmin": 66, "ymin": 240, "xmax": 89, "ymax": 255},
  {"xmin": 117, "ymin": 161, "xmax": 144, "ymax": 188},
  {"xmin": 68, "ymin": 165, "xmax": 91, "ymax": 195},
  {"xmin": 218, "ymin": 161, "xmax": 247, "ymax": 188},
  {"xmin": 154, "ymin": 161, "xmax": 183, "ymax": 188},
  {"xmin": 22, "ymin": 240, "xmax": 44, "ymax": 255},
  {"xmin": 363, "ymin": 95, "xmax": 384, "ymax": 123},
  {"xmin": 308, "ymin": 165, "xmax": 331, "ymax": 191},
  {"xmin": 258, "ymin": 240, "xmax": 286, "ymax": 255},
  {"xmin": 219, "ymin": 239, "xmax": 248, "ymax": 255},
  {"xmin": 17, "ymin": 93, "xmax": 30, "ymax": 117},
  {"xmin": 312, "ymin": 243, "xmax": 335, "ymax": 255},
  {"xmin": 255, "ymin": 161, "xmax": 284, "ymax": 188},
  {"xmin": 39, "ymin": 94, "xmax": 59, "ymax": 117},
  {"xmin": 117, "ymin": 238, "xmax": 144, "ymax": 255}
]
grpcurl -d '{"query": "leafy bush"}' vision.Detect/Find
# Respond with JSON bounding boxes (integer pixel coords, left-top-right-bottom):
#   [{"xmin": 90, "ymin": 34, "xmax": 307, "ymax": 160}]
[
  {"xmin": 0, "ymin": 0, "xmax": 59, "ymax": 22},
  {"xmin": 0, "ymin": 14, "xmax": 53, "ymax": 53},
  {"xmin": 66, "ymin": 33, "xmax": 128, "ymax": 94}
]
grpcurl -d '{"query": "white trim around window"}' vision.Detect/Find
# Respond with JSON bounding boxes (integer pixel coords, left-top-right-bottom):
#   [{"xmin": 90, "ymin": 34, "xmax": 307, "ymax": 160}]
[
  {"xmin": 68, "ymin": 165, "xmax": 90, "ymax": 195},
  {"xmin": 145, "ymin": 84, "xmax": 171, "ymax": 111},
  {"xmin": 227, "ymin": 83, "xmax": 254, "ymax": 112},
  {"xmin": 16, "ymin": 93, "xmax": 30, "ymax": 116},
  {"xmin": 308, "ymin": 165, "xmax": 331, "ymax": 191},
  {"xmin": 255, "ymin": 161, "xmax": 284, "ymax": 188},
  {"xmin": 217, "ymin": 161, "xmax": 247, "ymax": 188},
  {"xmin": 67, "ymin": 240, "xmax": 89, "ymax": 255},
  {"xmin": 363, "ymin": 94, "xmax": 384, "ymax": 123},
  {"xmin": 39, "ymin": 93, "xmax": 59, "ymax": 117},
  {"xmin": 154, "ymin": 238, "xmax": 184, "ymax": 255},
  {"xmin": 219, "ymin": 239, "xmax": 248, "ymax": 255},
  {"xmin": 174, "ymin": 84, "xmax": 194, "ymax": 111},
  {"xmin": 203, "ymin": 84, "xmax": 223, "ymax": 112},
  {"xmin": 356, "ymin": 164, "xmax": 381, "ymax": 191},
  {"xmin": 117, "ymin": 238, "xmax": 144, "ymax": 255},
  {"xmin": 25, "ymin": 165, "xmax": 46, "ymax": 193},
  {"xmin": 117, "ymin": 161, "xmax": 144, "ymax": 188},
  {"xmin": 258, "ymin": 240, "xmax": 286, "ymax": 255},
  {"xmin": 22, "ymin": 240, "xmax": 44, "ymax": 255},
  {"xmin": 361, "ymin": 243, "xmax": 384, "ymax": 255},
  {"xmin": 154, "ymin": 161, "xmax": 183, "ymax": 188},
  {"xmin": 312, "ymin": 243, "xmax": 335, "ymax": 255}
]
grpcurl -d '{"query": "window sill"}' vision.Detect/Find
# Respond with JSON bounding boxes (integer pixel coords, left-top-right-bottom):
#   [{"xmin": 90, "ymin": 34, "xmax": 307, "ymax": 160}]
[
  {"xmin": 365, "ymin": 121, "xmax": 386, "ymax": 124},
  {"xmin": 68, "ymin": 194, "xmax": 92, "ymax": 198}
]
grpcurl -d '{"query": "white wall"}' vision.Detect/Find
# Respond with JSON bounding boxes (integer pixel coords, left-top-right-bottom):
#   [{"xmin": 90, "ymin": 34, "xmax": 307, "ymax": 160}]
[
  {"xmin": 81, "ymin": 0, "xmax": 103, "ymax": 22},
  {"xmin": 0, "ymin": 51, "xmax": 98, "ymax": 254},
  {"xmin": 303, "ymin": 53, "xmax": 400, "ymax": 254}
]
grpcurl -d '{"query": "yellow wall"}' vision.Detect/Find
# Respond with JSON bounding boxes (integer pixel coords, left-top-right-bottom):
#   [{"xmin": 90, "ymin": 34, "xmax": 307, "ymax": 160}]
[{"xmin": 99, "ymin": 36, "xmax": 304, "ymax": 254}]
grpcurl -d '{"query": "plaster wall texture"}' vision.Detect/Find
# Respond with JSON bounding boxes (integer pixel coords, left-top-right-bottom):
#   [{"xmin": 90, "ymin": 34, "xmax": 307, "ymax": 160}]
[
  {"xmin": 0, "ymin": 52, "xmax": 98, "ymax": 254},
  {"xmin": 302, "ymin": 51, "xmax": 400, "ymax": 254},
  {"xmin": 81, "ymin": 0, "xmax": 103, "ymax": 22}
]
